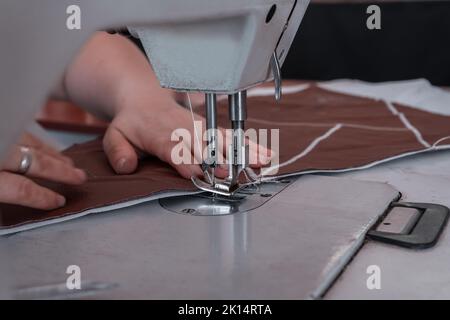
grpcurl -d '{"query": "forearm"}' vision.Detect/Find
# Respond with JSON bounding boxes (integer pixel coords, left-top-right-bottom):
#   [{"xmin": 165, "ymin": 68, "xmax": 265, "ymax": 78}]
[{"xmin": 62, "ymin": 32, "xmax": 176, "ymax": 119}]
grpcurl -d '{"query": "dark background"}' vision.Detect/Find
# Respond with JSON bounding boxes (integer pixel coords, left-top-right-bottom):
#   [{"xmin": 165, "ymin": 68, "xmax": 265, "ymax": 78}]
[{"xmin": 282, "ymin": 1, "xmax": 450, "ymax": 85}]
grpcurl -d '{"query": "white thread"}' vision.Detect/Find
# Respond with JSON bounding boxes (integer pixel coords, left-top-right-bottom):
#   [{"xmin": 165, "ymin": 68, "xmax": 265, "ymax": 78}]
[
  {"xmin": 242, "ymin": 168, "xmax": 253, "ymax": 183},
  {"xmin": 186, "ymin": 92, "xmax": 204, "ymax": 168},
  {"xmin": 243, "ymin": 167, "xmax": 262, "ymax": 186},
  {"xmin": 245, "ymin": 167, "xmax": 260, "ymax": 181},
  {"xmin": 384, "ymin": 100, "xmax": 431, "ymax": 147},
  {"xmin": 262, "ymin": 124, "xmax": 343, "ymax": 176},
  {"xmin": 433, "ymin": 136, "xmax": 450, "ymax": 148}
]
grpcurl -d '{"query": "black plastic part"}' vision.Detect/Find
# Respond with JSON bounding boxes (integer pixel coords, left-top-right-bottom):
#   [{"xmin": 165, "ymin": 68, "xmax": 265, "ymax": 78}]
[{"xmin": 368, "ymin": 202, "xmax": 449, "ymax": 249}]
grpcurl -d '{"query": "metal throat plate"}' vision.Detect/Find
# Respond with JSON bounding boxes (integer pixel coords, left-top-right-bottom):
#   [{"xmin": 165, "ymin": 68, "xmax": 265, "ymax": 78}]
[{"xmin": 159, "ymin": 179, "xmax": 294, "ymax": 216}]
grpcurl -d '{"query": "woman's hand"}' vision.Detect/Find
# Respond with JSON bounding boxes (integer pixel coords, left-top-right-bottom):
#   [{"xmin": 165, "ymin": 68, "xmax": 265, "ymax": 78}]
[
  {"xmin": 102, "ymin": 95, "xmax": 273, "ymax": 179},
  {"xmin": 0, "ymin": 133, "xmax": 87, "ymax": 210}
]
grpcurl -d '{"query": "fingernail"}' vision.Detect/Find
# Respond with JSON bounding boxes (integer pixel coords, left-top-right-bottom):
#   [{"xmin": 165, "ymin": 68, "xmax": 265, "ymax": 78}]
[
  {"xmin": 118, "ymin": 158, "xmax": 128, "ymax": 170},
  {"xmin": 75, "ymin": 169, "xmax": 87, "ymax": 181},
  {"xmin": 259, "ymin": 155, "xmax": 270, "ymax": 165},
  {"xmin": 57, "ymin": 196, "xmax": 66, "ymax": 207}
]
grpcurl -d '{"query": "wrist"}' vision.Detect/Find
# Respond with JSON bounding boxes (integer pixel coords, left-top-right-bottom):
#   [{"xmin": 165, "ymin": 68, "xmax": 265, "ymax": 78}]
[
  {"xmin": 113, "ymin": 81, "xmax": 178, "ymax": 116},
  {"xmin": 116, "ymin": 94, "xmax": 181, "ymax": 120}
]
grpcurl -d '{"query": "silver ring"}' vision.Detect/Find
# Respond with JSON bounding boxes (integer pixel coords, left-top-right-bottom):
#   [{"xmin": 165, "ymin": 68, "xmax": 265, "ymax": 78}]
[{"xmin": 18, "ymin": 147, "xmax": 32, "ymax": 174}]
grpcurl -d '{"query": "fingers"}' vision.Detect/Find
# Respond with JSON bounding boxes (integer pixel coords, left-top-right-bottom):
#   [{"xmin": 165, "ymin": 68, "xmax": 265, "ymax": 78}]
[
  {"xmin": 220, "ymin": 128, "xmax": 274, "ymax": 168},
  {"xmin": 103, "ymin": 126, "xmax": 139, "ymax": 174},
  {"xmin": 20, "ymin": 132, "xmax": 73, "ymax": 165},
  {"xmin": 0, "ymin": 172, "xmax": 66, "ymax": 210},
  {"xmin": 169, "ymin": 130, "xmax": 227, "ymax": 180},
  {"xmin": 213, "ymin": 164, "xmax": 229, "ymax": 179},
  {"xmin": 159, "ymin": 138, "xmax": 203, "ymax": 179},
  {"xmin": 174, "ymin": 164, "xmax": 204, "ymax": 180},
  {"xmin": 248, "ymin": 139, "xmax": 273, "ymax": 168},
  {"xmin": 2, "ymin": 146, "xmax": 86, "ymax": 185}
]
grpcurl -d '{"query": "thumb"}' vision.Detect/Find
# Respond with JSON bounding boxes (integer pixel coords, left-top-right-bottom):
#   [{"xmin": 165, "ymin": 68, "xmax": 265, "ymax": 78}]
[{"xmin": 103, "ymin": 126, "xmax": 138, "ymax": 174}]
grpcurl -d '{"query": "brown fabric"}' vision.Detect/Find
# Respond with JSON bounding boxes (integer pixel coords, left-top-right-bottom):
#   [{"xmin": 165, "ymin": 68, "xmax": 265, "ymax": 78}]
[
  {"xmin": 2, "ymin": 84, "xmax": 450, "ymax": 232},
  {"xmin": 0, "ymin": 140, "xmax": 195, "ymax": 229},
  {"xmin": 212, "ymin": 85, "xmax": 450, "ymax": 175}
]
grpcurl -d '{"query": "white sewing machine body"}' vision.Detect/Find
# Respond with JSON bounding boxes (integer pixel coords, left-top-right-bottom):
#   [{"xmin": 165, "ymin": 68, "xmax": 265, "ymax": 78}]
[{"xmin": 131, "ymin": 0, "xmax": 308, "ymax": 94}]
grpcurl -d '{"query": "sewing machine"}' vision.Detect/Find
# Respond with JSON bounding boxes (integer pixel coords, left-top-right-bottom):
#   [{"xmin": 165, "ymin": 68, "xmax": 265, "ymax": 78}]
[
  {"xmin": 3, "ymin": 0, "xmax": 450, "ymax": 301},
  {"xmin": 0, "ymin": 0, "xmax": 310, "ymax": 197},
  {"xmin": 126, "ymin": 1, "xmax": 310, "ymax": 196}
]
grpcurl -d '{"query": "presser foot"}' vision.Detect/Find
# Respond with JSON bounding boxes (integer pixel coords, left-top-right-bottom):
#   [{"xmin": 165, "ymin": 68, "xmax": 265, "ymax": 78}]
[{"xmin": 191, "ymin": 176, "xmax": 243, "ymax": 197}]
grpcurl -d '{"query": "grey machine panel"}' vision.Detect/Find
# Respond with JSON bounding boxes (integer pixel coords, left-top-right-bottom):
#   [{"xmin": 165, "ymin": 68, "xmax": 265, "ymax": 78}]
[
  {"xmin": 6, "ymin": 175, "xmax": 399, "ymax": 299},
  {"xmin": 326, "ymin": 150, "xmax": 450, "ymax": 299},
  {"xmin": 0, "ymin": 242, "xmax": 11, "ymax": 299}
]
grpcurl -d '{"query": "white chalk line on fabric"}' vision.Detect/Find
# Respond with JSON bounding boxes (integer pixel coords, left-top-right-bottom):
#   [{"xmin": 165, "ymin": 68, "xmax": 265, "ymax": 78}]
[
  {"xmin": 188, "ymin": 85, "xmax": 445, "ymax": 183},
  {"xmin": 384, "ymin": 100, "xmax": 431, "ymax": 148},
  {"xmin": 247, "ymin": 118, "xmax": 408, "ymax": 132},
  {"xmin": 261, "ymin": 124, "xmax": 343, "ymax": 176},
  {"xmin": 259, "ymin": 144, "xmax": 450, "ymax": 182},
  {"xmin": 225, "ymin": 85, "xmax": 450, "ymax": 187}
]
